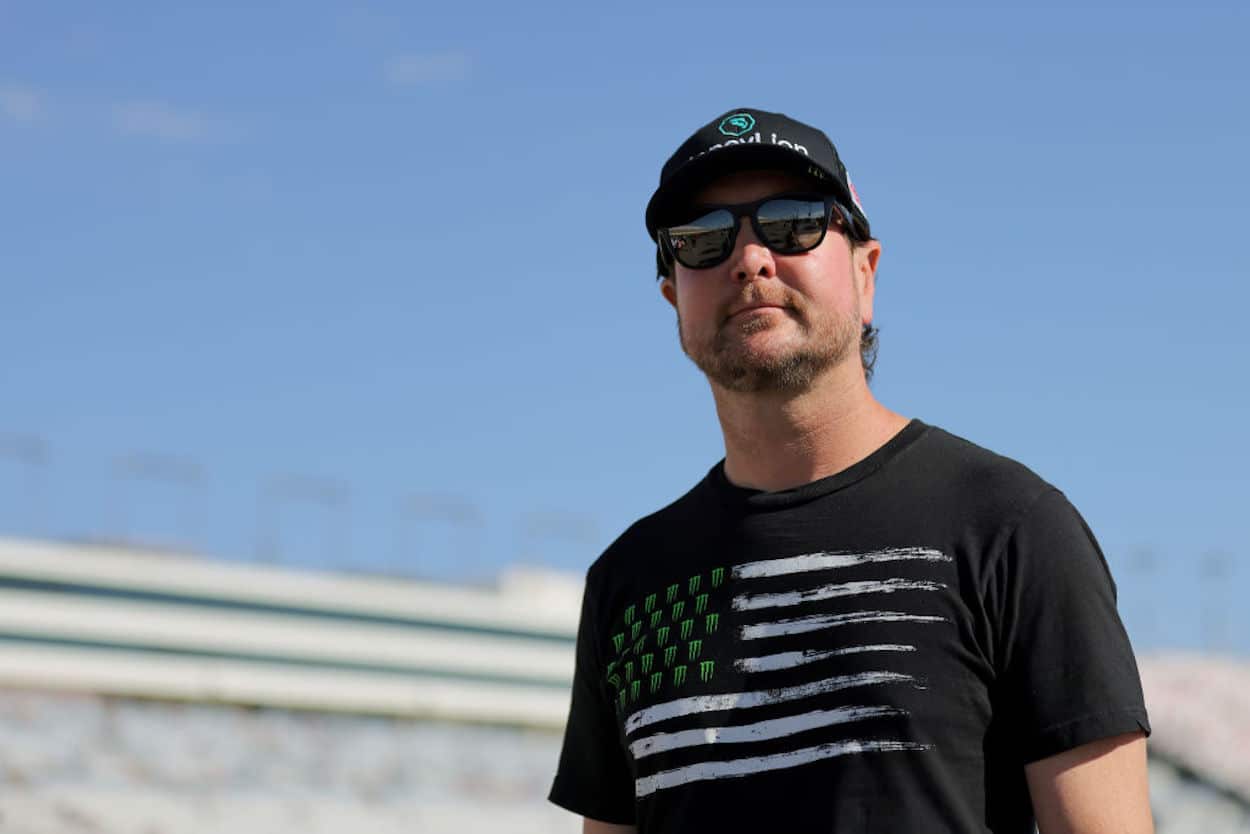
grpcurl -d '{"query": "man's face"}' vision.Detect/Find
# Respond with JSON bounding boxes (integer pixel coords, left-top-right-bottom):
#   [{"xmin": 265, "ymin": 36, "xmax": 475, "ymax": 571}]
[{"xmin": 659, "ymin": 169, "xmax": 881, "ymax": 394}]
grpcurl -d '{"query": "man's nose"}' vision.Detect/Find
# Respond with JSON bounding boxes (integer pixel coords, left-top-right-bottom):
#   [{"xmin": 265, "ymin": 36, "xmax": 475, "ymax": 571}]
[{"xmin": 725, "ymin": 218, "xmax": 777, "ymax": 282}]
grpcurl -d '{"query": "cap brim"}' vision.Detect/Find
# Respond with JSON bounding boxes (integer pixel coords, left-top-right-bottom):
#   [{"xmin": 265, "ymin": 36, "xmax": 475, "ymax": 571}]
[{"xmin": 644, "ymin": 144, "xmax": 853, "ymax": 241}]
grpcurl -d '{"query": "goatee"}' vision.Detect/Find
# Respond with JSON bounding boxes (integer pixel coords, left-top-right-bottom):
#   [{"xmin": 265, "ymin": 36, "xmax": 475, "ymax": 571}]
[{"xmin": 677, "ymin": 300, "xmax": 859, "ymax": 394}]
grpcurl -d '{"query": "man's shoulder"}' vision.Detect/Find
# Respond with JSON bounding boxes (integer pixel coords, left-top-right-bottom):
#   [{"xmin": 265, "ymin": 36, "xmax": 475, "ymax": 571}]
[
  {"xmin": 907, "ymin": 420, "xmax": 1061, "ymax": 522},
  {"xmin": 585, "ymin": 473, "xmax": 711, "ymax": 586}
]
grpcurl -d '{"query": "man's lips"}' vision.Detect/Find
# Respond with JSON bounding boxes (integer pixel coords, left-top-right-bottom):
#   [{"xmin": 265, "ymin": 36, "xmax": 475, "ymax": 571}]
[{"xmin": 726, "ymin": 304, "xmax": 788, "ymax": 321}]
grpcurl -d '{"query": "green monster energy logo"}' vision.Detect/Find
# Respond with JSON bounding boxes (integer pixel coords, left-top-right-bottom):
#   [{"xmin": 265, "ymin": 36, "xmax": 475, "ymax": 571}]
[
  {"xmin": 718, "ymin": 112, "xmax": 756, "ymax": 137},
  {"xmin": 613, "ymin": 573, "xmax": 728, "ymax": 703}
]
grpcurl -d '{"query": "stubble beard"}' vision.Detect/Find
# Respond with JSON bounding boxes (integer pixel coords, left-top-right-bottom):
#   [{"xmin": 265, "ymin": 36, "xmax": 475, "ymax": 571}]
[{"xmin": 676, "ymin": 296, "xmax": 860, "ymax": 394}]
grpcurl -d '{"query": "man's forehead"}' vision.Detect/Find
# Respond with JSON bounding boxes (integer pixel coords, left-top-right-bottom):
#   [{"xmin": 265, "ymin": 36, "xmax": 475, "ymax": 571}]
[{"xmin": 690, "ymin": 168, "xmax": 815, "ymax": 205}]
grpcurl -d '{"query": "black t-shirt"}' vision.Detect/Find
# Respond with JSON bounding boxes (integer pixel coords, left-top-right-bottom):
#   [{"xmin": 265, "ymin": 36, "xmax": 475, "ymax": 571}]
[{"xmin": 548, "ymin": 419, "xmax": 1151, "ymax": 833}]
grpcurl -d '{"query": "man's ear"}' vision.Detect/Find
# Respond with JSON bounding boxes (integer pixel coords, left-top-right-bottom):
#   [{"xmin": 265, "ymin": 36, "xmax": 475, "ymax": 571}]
[
  {"xmin": 854, "ymin": 240, "xmax": 882, "ymax": 325},
  {"xmin": 660, "ymin": 276, "xmax": 678, "ymax": 309}
]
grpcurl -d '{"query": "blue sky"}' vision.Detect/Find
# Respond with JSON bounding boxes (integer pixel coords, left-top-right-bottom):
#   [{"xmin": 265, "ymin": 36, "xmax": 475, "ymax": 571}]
[{"xmin": 1, "ymin": 1, "xmax": 1247, "ymax": 651}]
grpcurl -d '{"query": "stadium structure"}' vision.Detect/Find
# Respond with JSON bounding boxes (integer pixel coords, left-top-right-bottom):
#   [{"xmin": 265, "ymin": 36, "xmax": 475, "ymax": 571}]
[{"xmin": 0, "ymin": 534, "xmax": 1245, "ymax": 832}]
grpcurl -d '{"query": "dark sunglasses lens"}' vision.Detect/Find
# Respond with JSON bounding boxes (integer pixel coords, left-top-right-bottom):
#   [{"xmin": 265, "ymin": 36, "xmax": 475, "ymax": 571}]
[
  {"xmin": 756, "ymin": 198, "xmax": 828, "ymax": 253},
  {"xmin": 666, "ymin": 209, "xmax": 735, "ymax": 268}
]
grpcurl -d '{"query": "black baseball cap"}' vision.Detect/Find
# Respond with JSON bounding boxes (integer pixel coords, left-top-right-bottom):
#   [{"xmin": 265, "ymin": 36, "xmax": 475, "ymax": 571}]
[{"xmin": 644, "ymin": 107, "xmax": 871, "ymax": 242}]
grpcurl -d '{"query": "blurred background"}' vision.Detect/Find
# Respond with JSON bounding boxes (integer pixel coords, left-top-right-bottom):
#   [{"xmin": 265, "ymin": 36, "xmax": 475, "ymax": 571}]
[{"xmin": 1, "ymin": 0, "xmax": 1247, "ymax": 831}]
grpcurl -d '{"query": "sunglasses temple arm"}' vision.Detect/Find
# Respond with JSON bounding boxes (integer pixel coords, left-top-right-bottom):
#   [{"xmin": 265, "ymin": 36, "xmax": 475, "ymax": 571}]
[{"xmin": 656, "ymin": 235, "xmax": 674, "ymax": 279}]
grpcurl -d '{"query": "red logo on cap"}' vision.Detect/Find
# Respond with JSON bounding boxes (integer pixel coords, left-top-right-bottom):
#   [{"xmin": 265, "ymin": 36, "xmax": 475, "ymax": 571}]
[{"xmin": 847, "ymin": 174, "xmax": 864, "ymax": 212}]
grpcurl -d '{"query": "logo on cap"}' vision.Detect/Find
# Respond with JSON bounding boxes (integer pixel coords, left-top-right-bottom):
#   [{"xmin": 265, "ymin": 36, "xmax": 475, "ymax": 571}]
[
  {"xmin": 718, "ymin": 112, "xmax": 756, "ymax": 137},
  {"xmin": 847, "ymin": 173, "xmax": 865, "ymax": 213}
]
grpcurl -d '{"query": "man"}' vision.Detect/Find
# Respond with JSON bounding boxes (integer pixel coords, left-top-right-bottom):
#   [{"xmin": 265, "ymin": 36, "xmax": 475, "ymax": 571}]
[{"xmin": 549, "ymin": 108, "xmax": 1153, "ymax": 834}]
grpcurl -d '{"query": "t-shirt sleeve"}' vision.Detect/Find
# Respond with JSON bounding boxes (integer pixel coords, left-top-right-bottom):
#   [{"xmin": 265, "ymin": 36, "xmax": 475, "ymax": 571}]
[
  {"xmin": 987, "ymin": 487, "xmax": 1152, "ymax": 764},
  {"xmin": 548, "ymin": 568, "xmax": 636, "ymax": 824}
]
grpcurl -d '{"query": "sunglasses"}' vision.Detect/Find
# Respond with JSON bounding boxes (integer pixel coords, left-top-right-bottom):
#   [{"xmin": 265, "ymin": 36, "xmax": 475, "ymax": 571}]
[{"xmin": 658, "ymin": 193, "xmax": 861, "ymax": 271}]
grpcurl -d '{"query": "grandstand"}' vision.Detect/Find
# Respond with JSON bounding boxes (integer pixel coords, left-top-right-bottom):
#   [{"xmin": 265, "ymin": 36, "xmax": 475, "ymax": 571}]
[
  {"xmin": 0, "ymin": 688, "xmax": 576, "ymax": 833},
  {"xmin": 0, "ymin": 536, "xmax": 579, "ymax": 725},
  {"xmin": 1142, "ymin": 654, "xmax": 1250, "ymax": 832},
  {"xmin": 0, "ymin": 534, "xmax": 1245, "ymax": 832}
]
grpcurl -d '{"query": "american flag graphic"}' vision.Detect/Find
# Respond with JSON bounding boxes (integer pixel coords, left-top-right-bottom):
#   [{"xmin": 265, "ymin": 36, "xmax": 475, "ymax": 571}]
[{"xmin": 604, "ymin": 547, "xmax": 953, "ymax": 799}]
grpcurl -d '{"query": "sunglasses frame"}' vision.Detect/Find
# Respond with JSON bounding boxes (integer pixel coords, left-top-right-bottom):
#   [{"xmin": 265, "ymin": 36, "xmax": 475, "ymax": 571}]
[{"xmin": 657, "ymin": 192, "xmax": 862, "ymax": 272}]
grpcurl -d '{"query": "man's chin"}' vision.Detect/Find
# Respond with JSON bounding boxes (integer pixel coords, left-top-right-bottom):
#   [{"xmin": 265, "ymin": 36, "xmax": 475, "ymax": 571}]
[{"xmin": 693, "ymin": 349, "xmax": 833, "ymax": 394}]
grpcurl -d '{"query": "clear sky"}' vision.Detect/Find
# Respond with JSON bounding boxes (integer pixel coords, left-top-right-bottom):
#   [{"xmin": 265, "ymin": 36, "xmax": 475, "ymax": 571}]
[{"xmin": 1, "ymin": 0, "xmax": 1247, "ymax": 652}]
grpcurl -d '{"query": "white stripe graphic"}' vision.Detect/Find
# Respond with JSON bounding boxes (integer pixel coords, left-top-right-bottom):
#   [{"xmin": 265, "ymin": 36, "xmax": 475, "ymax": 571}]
[
  {"xmin": 733, "ymin": 578, "xmax": 946, "ymax": 612},
  {"xmin": 733, "ymin": 547, "xmax": 951, "ymax": 579},
  {"xmin": 734, "ymin": 643, "xmax": 915, "ymax": 673},
  {"xmin": 740, "ymin": 610, "xmax": 947, "ymax": 641},
  {"xmin": 629, "ymin": 704, "xmax": 903, "ymax": 759},
  {"xmin": 618, "ymin": 547, "xmax": 953, "ymax": 798},
  {"xmin": 635, "ymin": 738, "xmax": 932, "ymax": 798},
  {"xmin": 623, "ymin": 670, "xmax": 912, "ymax": 735}
]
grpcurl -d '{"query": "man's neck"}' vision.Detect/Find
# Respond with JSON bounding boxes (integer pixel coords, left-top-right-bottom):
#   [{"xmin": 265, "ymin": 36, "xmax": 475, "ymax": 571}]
[{"xmin": 710, "ymin": 363, "xmax": 910, "ymax": 493}]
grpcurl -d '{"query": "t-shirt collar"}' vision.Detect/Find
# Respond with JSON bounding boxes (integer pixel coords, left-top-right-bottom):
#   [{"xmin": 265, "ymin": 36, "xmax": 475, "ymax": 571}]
[{"xmin": 705, "ymin": 418, "xmax": 930, "ymax": 513}]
